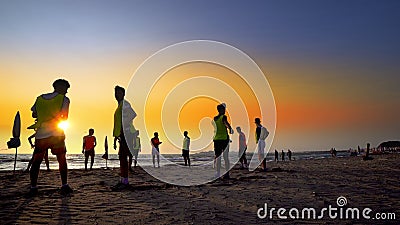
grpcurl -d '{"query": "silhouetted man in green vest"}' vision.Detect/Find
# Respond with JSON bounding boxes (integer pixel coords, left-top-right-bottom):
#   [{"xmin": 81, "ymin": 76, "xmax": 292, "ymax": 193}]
[
  {"xmin": 212, "ymin": 103, "xmax": 233, "ymax": 179},
  {"xmin": 26, "ymin": 79, "xmax": 73, "ymax": 197}
]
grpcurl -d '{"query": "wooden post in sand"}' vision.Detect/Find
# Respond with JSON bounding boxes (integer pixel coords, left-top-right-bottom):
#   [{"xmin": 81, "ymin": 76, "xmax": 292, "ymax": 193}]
[{"xmin": 102, "ymin": 136, "xmax": 109, "ymax": 169}]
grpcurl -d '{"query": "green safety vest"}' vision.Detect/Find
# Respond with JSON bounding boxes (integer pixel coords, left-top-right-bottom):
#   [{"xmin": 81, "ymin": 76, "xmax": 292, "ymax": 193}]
[
  {"xmin": 27, "ymin": 94, "xmax": 64, "ymax": 129},
  {"xmin": 113, "ymin": 101, "xmax": 137, "ymax": 137},
  {"xmin": 213, "ymin": 115, "xmax": 228, "ymax": 141},
  {"xmin": 113, "ymin": 102, "xmax": 123, "ymax": 137}
]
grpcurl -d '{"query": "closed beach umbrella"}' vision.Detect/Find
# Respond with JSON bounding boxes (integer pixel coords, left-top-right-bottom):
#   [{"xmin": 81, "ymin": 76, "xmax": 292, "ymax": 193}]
[
  {"xmin": 6, "ymin": 111, "xmax": 21, "ymax": 174},
  {"xmin": 12, "ymin": 112, "xmax": 21, "ymax": 138}
]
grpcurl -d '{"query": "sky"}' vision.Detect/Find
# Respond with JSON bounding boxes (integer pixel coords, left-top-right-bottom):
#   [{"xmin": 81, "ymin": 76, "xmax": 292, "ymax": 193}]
[{"xmin": 0, "ymin": 0, "xmax": 399, "ymax": 154}]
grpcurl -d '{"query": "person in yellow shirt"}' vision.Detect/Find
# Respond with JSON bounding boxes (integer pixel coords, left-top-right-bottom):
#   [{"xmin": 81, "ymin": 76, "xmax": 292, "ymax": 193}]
[{"xmin": 212, "ymin": 103, "xmax": 233, "ymax": 179}]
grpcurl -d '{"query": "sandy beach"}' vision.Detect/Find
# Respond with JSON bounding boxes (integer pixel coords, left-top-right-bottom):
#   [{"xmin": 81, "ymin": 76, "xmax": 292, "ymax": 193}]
[{"xmin": 1, "ymin": 153, "xmax": 399, "ymax": 225}]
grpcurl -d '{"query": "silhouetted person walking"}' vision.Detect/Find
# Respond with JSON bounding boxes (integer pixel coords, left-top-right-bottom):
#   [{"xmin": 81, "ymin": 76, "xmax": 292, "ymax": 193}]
[
  {"xmin": 281, "ymin": 150, "xmax": 285, "ymax": 161},
  {"xmin": 287, "ymin": 149, "xmax": 292, "ymax": 161},
  {"xmin": 236, "ymin": 127, "xmax": 248, "ymax": 169},
  {"xmin": 255, "ymin": 118, "xmax": 269, "ymax": 171},
  {"xmin": 212, "ymin": 103, "xmax": 233, "ymax": 179},
  {"xmin": 274, "ymin": 149, "xmax": 279, "ymax": 162},
  {"xmin": 363, "ymin": 143, "xmax": 373, "ymax": 160}
]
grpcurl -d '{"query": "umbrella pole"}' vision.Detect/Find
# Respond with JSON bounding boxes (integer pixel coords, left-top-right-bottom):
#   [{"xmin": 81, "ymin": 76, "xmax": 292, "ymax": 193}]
[{"xmin": 13, "ymin": 147, "xmax": 18, "ymax": 174}]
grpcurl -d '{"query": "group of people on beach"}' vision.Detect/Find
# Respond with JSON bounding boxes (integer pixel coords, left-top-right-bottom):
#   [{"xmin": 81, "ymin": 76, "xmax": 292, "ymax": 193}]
[
  {"xmin": 24, "ymin": 78, "xmax": 270, "ymax": 196},
  {"xmin": 274, "ymin": 149, "xmax": 292, "ymax": 161}
]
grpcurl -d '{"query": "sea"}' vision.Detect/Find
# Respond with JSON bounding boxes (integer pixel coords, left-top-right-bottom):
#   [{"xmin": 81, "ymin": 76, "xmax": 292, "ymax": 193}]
[{"xmin": 0, "ymin": 150, "xmax": 350, "ymax": 172}]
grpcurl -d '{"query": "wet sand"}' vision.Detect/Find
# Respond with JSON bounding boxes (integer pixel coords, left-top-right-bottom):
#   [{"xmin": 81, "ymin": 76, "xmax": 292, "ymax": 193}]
[{"xmin": 1, "ymin": 154, "xmax": 399, "ymax": 224}]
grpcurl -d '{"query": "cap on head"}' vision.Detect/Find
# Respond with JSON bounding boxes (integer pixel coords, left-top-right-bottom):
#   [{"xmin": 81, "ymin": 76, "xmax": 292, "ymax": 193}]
[{"xmin": 217, "ymin": 104, "xmax": 226, "ymax": 112}]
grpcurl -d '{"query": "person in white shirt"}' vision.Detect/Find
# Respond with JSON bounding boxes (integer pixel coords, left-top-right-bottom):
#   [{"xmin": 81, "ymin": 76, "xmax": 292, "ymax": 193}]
[
  {"xmin": 255, "ymin": 118, "xmax": 269, "ymax": 171},
  {"xmin": 236, "ymin": 127, "xmax": 248, "ymax": 169}
]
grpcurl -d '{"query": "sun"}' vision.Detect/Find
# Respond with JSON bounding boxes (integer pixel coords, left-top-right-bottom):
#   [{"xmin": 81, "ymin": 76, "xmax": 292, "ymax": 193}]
[{"xmin": 58, "ymin": 121, "xmax": 69, "ymax": 131}]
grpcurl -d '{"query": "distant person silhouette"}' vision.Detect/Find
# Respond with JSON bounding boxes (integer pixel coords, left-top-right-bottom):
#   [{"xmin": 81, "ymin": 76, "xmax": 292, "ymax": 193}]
[
  {"xmin": 26, "ymin": 130, "xmax": 50, "ymax": 172},
  {"xmin": 330, "ymin": 148, "xmax": 337, "ymax": 157},
  {"xmin": 131, "ymin": 130, "xmax": 141, "ymax": 168},
  {"xmin": 255, "ymin": 118, "xmax": 269, "ymax": 171},
  {"xmin": 281, "ymin": 150, "xmax": 285, "ymax": 161},
  {"xmin": 82, "ymin": 128, "xmax": 97, "ymax": 171},
  {"xmin": 236, "ymin": 127, "xmax": 248, "ymax": 169},
  {"xmin": 212, "ymin": 103, "xmax": 233, "ymax": 179},
  {"xmin": 26, "ymin": 79, "xmax": 72, "ymax": 197},
  {"xmin": 287, "ymin": 149, "xmax": 292, "ymax": 161},
  {"xmin": 274, "ymin": 149, "xmax": 279, "ymax": 162},
  {"xmin": 363, "ymin": 143, "xmax": 373, "ymax": 160},
  {"xmin": 182, "ymin": 131, "xmax": 191, "ymax": 167},
  {"xmin": 112, "ymin": 85, "xmax": 137, "ymax": 191},
  {"xmin": 151, "ymin": 132, "xmax": 162, "ymax": 168}
]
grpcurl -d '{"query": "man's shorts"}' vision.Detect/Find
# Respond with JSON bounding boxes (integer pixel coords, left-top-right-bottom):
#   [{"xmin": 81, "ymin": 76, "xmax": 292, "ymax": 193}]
[
  {"xmin": 85, "ymin": 148, "xmax": 95, "ymax": 158},
  {"xmin": 132, "ymin": 149, "xmax": 140, "ymax": 158},
  {"xmin": 118, "ymin": 134, "xmax": 131, "ymax": 156},
  {"xmin": 34, "ymin": 136, "xmax": 66, "ymax": 155},
  {"xmin": 182, "ymin": 149, "xmax": 189, "ymax": 157},
  {"xmin": 213, "ymin": 139, "xmax": 229, "ymax": 157},
  {"xmin": 257, "ymin": 140, "xmax": 266, "ymax": 157},
  {"xmin": 152, "ymin": 147, "xmax": 160, "ymax": 156}
]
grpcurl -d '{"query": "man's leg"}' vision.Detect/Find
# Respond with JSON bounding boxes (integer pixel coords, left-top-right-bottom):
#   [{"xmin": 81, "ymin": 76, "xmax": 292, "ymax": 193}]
[
  {"xmin": 90, "ymin": 150, "xmax": 95, "ymax": 170},
  {"xmin": 119, "ymin": 153, "xmax": 129, "ymax": 180},
  {"xmin": 26, "ymin": 154, "xmax": 34, "ymax": 172},
  {"xmin": 30, "ymin": 151, "xmax": 45, "ymax": 187},
  {"xmin": 44, "ymin": 150, "xmax": 50, "ymax": 171},
  {"xmin": 157, "ymin": 154, "xmax": 160, "ymax": 167},
  {"xmin": 134, "ymin": 155, "xmax": 138, "ymax": 167},
  {"xmin": 128, "ymin": 153, "xmax": 133, "ymax": 171},
  {"xmin": 56, "ymin": 153, "xmax": 68, "ymax": 185},
  {"xmin": 223, "ymin": 145, "xmax": 230, "ymax": 171},
  {"xmin": 84, "ymin": 151, "xmax": 88, "ymax": 170}
]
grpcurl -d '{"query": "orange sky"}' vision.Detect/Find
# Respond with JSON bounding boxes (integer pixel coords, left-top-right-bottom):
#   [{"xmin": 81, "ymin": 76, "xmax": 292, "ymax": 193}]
[{"xmin": 1, "ymin": 56, "xmax": 398, "ymax": 155}]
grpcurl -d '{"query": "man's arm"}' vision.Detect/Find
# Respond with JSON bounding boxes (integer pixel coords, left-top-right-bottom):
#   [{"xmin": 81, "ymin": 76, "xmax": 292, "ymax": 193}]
[
  {"xmin": 82, "ymin": 137, "xmax": 86, "ymax": 153},
  {"xmin": 222, "ymin": 116, "xmax": 234, "ymax": 134},
  {"xmin": 28, "ymin": 133, "xmax": 35, "ymax": 148},
  {"xmin": 94, "ymin": 137, "xmax": 97, "ymax": 147},
  {"xmin": 60, "ymin": 97, "xmax": 70, "ymax": 119}
]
